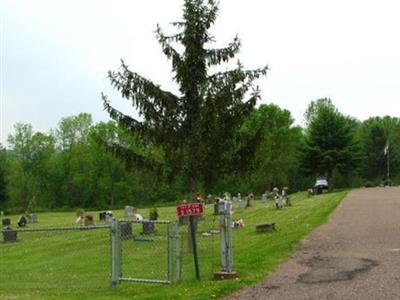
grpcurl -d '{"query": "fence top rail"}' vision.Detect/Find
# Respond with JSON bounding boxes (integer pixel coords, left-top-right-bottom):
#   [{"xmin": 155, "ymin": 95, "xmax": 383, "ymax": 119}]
[
  {"xmin": 122, "ymin": 219, "xmax": 173, "ymax": 225},
  {"xmin": 0, "ymin": 225, "xmax": 111, "ymax": 233}
]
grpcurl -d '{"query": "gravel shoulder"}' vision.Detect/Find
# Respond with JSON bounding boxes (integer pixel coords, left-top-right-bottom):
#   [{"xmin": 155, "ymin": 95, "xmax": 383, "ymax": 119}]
[{"xmin": 228, "ymin": 187, "xmax": 400, "ymax": 300}]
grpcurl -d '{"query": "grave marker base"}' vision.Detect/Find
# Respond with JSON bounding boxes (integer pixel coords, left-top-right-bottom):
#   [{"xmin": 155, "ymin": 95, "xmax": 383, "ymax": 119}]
[{"xmin": 213, "ymin": 271, "xmax": 238, "ymax": 280}]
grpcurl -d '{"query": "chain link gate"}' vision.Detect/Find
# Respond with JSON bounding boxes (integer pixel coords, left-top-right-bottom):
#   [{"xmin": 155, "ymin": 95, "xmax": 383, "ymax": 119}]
[{"xmin": 110, "ymin": 219, "xmax": 181, "ymax": 286}]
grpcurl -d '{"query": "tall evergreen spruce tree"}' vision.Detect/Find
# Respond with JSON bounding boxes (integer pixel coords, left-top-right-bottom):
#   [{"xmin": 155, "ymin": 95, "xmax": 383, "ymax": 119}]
[{"xmin": 102, "ymin": 0, "xmax": 267, "ymax": 198}]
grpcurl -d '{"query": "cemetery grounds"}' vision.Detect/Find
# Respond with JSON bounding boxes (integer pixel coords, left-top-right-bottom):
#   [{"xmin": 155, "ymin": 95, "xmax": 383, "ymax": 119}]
[{"xmin": 0, "ymin": 191, "xmax": 347, "ymax": 300}]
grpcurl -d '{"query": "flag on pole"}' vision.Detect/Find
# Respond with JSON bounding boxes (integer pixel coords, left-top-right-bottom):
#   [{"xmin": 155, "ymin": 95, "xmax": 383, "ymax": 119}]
[{"xmin": 384, "ymin": 141, "xmax": 389, "ymax": 156}]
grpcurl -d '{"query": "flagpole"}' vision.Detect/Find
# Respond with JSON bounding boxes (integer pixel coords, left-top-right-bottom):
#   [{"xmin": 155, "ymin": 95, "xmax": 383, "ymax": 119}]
[{"xmin": 387, "ymin": 142, "xmax": 390, "ymax": 181}]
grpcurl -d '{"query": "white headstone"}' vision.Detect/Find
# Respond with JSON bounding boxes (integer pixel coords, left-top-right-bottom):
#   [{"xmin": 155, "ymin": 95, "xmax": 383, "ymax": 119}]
[
  {"xmin": 275, "ymin": 195, "xmax": 283, "ymax": 209},
  {"xmin": 124, "ymin": 206, "xmax": 134, "ymax": 217}
]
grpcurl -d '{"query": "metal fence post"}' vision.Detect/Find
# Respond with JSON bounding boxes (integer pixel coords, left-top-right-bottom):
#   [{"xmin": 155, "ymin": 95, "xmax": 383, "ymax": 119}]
[
  {"xmin": 219, "ymin": 201, "xmax": 227, "ymax": 272},
  {"xmin": 226, "ymin": 201, "xmax": 234, "ymax": 273},
  {"xmin": 214, "ymin": 200, "xmax": 237, "ymax": 280},
  {"xmin": 175, "ymin": 222, "xmax": 182, "ymax": 282},
  {"xmin": 110, "ymin": 218, "xmax": 121, "ymax": 287},
  {"xmin": 167, "ymin": 223, "xmax": 173, "ymax": 283}
]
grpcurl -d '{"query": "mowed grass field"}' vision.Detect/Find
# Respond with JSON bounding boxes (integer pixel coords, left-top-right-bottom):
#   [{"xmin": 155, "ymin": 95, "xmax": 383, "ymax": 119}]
[{"xmin": 0, "ymin": 191, "xmax": 347, "ymax": 300}]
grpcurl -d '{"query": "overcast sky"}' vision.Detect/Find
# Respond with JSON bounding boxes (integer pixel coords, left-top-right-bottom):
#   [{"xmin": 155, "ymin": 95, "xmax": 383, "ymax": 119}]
[{"xmin": 1, "ymin": 0, "xmax": 400, "ymax": 146}]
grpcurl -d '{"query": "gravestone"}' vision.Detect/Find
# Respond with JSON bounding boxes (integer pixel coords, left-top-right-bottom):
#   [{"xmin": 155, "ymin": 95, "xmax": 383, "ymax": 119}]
[
  {"xmin": 105, "ymin": 211, "xmax": 113, "ymax": 222},
  {"xmin": 261, "ymin": 193, "xmax": 267, "ymax": 202},
  {"xmin": 120, "ymin": 221, "xmax": 133, "ymax": 240},
  {"xmin": 223, "ymin": 192, "xmax": 231, "ymax": 201},
  {"xmin": 246, "ymin": 193, "xmax": 254, "ymax": 208},
  {"xmin": 256, "ymin": 223, "xmax": 276, "ymax": 232},
  {"xmin": 2, "ymin": 218, "xmax": 10, "ymax": 226},
  {"xmin": 273, "ymin": 187, "xmax": 283, "ymax": 209},
  {"xmin": 17, "ymin": 216, "xmax": 27, "ymax": 227},
  {"xmin": 282, "ymin": 187, "xmax": 291, "ymax": 206},
  {"xmin": 213, "ymin": 198, "xmax": 221, "ymax": 215},
  {"xmin": 124, "ymin": 206, "xmax": 135, "ymax": 218},
  {"xmin": 142, "ymin": 209, "xmax": 158, "ymax": 234},
  {"xmin": 275, "ymin": 194, "xmax": 283, "ymax": 209},
  {"xmin": 99, "ymin": 212, "xmax": 106, "ymax": 221},
  {"xmin": 84, "ymin": 214, "xmax": 94, "ymax": 226},
  {"xmin": 232, "ymin": 196, "xmax": 238, "ymax": 202},
  {"xmin": 142, "ymin": 221, "xmax": 155, "ymax": 234},
  {"xmin": 2, "ymin": 227, "xmax": 17, "ymax": 243},
  {"xmin": 238, "ymin": 198, "xmax": 246, "ymax": 209},
  {"xmin": 28, "ymin": 213, "xmax": 38, "ymax": 224}
]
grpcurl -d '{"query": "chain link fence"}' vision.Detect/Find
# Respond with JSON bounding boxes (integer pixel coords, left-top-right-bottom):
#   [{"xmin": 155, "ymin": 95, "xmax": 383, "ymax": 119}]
[
  {"xmin": 177, "ymin": 214, "xmax": 222, "ymax": 281},
  {"xmin": 0, "ymin": 225, "xmax": 111, "ymax": 295},
  {"xmin": 0, "ymin": 206, "xmax": 232, "ymax": 295}
]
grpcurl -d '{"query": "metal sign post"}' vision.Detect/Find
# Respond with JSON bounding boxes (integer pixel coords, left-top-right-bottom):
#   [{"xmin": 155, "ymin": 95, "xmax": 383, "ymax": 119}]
[{"xmin": 176, "ymin": 202, "xmax": 204, "ymax": 280}]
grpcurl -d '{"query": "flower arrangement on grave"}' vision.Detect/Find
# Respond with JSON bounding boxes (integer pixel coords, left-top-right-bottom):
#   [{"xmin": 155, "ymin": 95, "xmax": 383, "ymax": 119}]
[
  {"xmin": 75, "ymin": 209, "xmax": 86, "ymax": 225},
  {"xmin": 76, "ymin": 208, "xmax": 85, "ymax": 218}
]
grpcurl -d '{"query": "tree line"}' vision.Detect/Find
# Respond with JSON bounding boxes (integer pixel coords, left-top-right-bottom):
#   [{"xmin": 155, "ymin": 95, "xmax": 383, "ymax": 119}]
[
  {"xmin": 0, "ymin": 101, "xmax": 399, "ymax": 212},
  {"xmin": 1, "ymin": 0, "xmax": 399, "ymax": 212}
]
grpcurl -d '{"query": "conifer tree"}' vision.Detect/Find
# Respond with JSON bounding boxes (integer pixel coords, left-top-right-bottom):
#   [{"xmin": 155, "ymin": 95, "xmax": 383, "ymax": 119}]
[
  {"xmin": 302, "ymin": 99, "xmax": 360, "ymax": 188},
  {"xmin": 102, "ymin": 0, "xmax": 267, "ymax": 198}
]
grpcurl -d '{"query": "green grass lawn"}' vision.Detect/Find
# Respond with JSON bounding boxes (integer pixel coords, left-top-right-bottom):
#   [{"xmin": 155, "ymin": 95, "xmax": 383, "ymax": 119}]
[{"xmin": 0, "ymin": 191, "xmax": 347, "ymax": 300}]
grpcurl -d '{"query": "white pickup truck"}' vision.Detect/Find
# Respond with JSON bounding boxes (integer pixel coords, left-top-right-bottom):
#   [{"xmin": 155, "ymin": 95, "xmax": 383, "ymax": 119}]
[{"xmin": 314, "ymin": 177, "xmax": 328, "ymax": 194}]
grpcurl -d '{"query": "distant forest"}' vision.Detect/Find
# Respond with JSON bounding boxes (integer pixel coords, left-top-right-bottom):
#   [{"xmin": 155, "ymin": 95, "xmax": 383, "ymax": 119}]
[{"xmin": 0, "ymin": 99, "xmax": 399, "ymax": 212}]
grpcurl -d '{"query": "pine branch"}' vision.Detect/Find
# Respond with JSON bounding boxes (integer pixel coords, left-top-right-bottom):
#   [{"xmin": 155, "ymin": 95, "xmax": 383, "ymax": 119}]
[
  {"xmin": 102, "ymin": 94, "xmax": 155, "ymax": 139},
  {"xmin": 205, "ymin": 36, "xmax": 241, "ymax": 66},
  {"xmin": 107, "ymin": 61, "xmax": 182, "ymax": 125},
  {"xmin": 156, "ymin": 25, "xmax": 185, "ymax": 77},
  {"xmin": 207, "ymin": 65, "xmax": 268, "ymax": 90},
  {"xmin": 104, "ymin": 141, "xmax": 161, "ymax": 172}
]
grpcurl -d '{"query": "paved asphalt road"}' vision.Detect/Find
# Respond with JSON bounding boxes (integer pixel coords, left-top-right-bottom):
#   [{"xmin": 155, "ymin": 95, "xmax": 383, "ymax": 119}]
[{"xmin": 229, "ymin": 187, "xmax": 400, "ymax": 300}]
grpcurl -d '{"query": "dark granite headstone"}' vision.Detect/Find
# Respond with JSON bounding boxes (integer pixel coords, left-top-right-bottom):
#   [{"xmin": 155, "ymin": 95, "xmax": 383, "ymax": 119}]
[
  {"xmin": 120, "ymin": 221, "xmax": 132, "ymax": 240},
  {"xmin": 17, "ymin": 216, "xmax": 27, "ymax": 227},
  {"xmin": 2, "ymin": 218, "xmax": 10, "ymax": 226},
  {"xmin": 256, "ymin": 223, "xmax": 276, "ymax": 233},
  {"xmin": 99, "ymin": 212, "xmax": 106, "ymax": 221},
  {"xmin": 3, "ymin": 227, "xmax": 17, "ymax": 243},
  {"xmin": 142, "ymin": 221, "xmax": 155, "ymax": 234}
]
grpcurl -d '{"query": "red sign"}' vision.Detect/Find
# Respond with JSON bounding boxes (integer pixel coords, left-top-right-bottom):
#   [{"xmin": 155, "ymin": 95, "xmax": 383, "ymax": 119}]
[{"xmin": 176, "ymin": 203, "xmax": 204, "ymax": 217}]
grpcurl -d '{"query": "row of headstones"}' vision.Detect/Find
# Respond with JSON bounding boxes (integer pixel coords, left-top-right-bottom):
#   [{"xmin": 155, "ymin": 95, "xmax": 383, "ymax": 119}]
[
  {"xmin": 214, "ymin": 188, "xmax": 291, "ymax": 209},
  {"xmin": 123, "ymin": 206, "xmax": 159, "ymax": 221},
  {"xmin": 1, "ymin": 214, "xmax": 38, "ymax": 243},
  {"xmin": 120, "ymin": 221, "xmax": 157, "ymax": 239},
  {"xmin": 1, "ymin": 213, "xmax": 38, "ymax": 228}
]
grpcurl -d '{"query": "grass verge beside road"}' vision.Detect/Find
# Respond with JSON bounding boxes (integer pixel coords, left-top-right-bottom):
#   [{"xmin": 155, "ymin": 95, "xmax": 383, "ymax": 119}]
[{"xmin": 0, "ymin": 191, "xmax": 347, "ymax": 300}]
